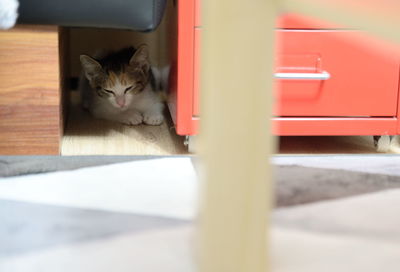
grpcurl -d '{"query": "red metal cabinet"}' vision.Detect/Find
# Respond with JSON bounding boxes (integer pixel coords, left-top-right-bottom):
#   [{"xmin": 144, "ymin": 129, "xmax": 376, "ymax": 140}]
[
  {"xmin": 275, "ymin": 30, "xmax": 399, "ymax": 117},
  {"xmin": 276, "ymin": 13, "xmax": 344, "ymax": 29},
  {"xmin": 169, "ymin": 0, "xmax": 198, "ymax": 136},
  {"xmin": 170, "ymin": 0, "xmax": 400, "ymax": 136}
]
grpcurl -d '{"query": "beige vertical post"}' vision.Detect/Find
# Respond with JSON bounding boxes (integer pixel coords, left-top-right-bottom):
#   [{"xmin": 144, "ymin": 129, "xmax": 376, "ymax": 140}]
[{"xmin": 199, "ymin": 0, "xmax": 276, "ymax": 272}]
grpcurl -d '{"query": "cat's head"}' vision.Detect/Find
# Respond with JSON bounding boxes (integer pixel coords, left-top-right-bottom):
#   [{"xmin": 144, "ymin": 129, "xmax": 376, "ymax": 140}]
[{"xmin": 80, "ymin": 45, "xmax": 150, "ymax": 109}]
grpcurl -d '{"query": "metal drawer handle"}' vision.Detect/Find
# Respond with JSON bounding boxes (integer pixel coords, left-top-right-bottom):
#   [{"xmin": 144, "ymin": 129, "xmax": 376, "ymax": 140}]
[{"xmin": 274, "ymin": 71, "xmax": 330, "ymax": 80}]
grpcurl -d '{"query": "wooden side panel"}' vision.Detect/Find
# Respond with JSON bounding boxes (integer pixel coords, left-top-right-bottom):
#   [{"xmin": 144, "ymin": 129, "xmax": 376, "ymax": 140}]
[
  {"xmin": 0, "ymin": 26, "xmax": 61, "ymax": 154},
  {"xmin": 199, "ymin": 0, "xmax": 273, "ymax": 270}
]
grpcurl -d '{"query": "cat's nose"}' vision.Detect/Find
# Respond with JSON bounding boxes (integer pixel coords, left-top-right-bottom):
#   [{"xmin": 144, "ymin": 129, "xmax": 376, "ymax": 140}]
[{"xmin": 116, "ymin": 97, "xmax": 126, "ymax": 107}]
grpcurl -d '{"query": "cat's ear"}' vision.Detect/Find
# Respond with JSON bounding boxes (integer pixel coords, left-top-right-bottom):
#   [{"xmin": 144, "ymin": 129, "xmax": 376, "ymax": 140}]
[
  {"xmin": 129, "ymin": 45, "xmax": 150, "ymax": 72},
  {"xmin": 80, "ymin": 55, "xmax": 103, "ymax": 81}
]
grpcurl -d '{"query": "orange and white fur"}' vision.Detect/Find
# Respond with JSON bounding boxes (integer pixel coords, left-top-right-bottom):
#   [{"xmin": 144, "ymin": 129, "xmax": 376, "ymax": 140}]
[{"xmin": 79, "ymin": 45, "xmax": 164, "ymax": 126}]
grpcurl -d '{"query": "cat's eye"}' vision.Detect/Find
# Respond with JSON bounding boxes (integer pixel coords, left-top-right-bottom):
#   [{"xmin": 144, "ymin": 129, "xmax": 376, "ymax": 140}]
[
  {"xmin": 103, "ymin": 89, "xmax": 114, "ymax": 95},
  {"xmin": 124, "ymin": 86, "xmax": 133, "ymax": 94}
]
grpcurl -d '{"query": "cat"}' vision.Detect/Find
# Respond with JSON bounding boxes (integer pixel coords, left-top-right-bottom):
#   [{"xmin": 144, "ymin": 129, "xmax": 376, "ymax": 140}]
[{"xmin": 79, "ymin": 45, "xmax": 165, "ymax": 126}]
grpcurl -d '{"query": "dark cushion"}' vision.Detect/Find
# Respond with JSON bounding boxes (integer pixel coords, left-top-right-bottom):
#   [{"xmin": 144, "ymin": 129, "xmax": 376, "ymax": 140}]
[{"xmin": 17, "ymin": 0, "xmax": 167, "ymax": 31}]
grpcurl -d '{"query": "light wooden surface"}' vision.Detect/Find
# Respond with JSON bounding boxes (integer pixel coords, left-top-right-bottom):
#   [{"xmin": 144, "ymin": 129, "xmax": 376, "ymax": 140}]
[
  {"xmin": 0, "ymin": 25, "xmax": 61, "ymax": 155},
  {"xmin": 281, "ymin": 0, "xmax": 400, "ymax": 46},
  {"xmin": 61, "ymin": 93, "xmax": 187, "ymax": 155},
  {"xmin": 199, "ymin": 0, "xmax": 275, "ymax": 271}
]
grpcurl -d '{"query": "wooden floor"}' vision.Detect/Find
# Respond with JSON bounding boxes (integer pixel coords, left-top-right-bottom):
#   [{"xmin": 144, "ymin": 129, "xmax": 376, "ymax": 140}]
[
  {"xmin": 62, "ymin": 92, "xmax": 395, "ymax": 155},
  {"xmin": 61, "ymin": 93, "xmax": 188, "ymax": 155}
]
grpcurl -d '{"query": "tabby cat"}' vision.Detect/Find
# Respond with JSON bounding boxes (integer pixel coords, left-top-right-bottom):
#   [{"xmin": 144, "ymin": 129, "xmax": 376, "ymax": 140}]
[{"xmin": 79, "ymin": 45, "xmax": 164, "ymax": 126}]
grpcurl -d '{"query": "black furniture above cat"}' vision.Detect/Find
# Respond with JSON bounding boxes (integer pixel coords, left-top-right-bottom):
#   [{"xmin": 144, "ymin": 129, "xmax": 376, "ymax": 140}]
[{"xmin": 17, "ymin": 0, "xmax": 167, "ymax": 31}]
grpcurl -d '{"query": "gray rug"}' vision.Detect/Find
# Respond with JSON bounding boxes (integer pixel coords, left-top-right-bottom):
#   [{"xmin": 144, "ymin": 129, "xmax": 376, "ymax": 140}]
[
  {"xmin": 0, "ymin": 156, "xmax": 157, "ymax": 177},
  {"xmin": 275, "ymin": 165, "xmax": 400, "ymax": 207},
  {"xmin": 1, "ymin": 156, "xmax": 400, "ymax": 208},
  {"xmin": 0, "ymin": 199, "xmax": 188, "ymax": 257}
]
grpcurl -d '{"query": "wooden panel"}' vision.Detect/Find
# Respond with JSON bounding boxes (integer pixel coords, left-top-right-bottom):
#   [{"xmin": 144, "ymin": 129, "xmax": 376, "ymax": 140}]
[
  {"xmin": 0, "ymin": 25, "xmax": 61, "ymax": 154},
  {"xmin": 199, "ymin": 0, "xmax": 273, "ymax": 270},
  {"xmin": 274, "ymin": 30, "xmax": 399, "ymax": 116}
]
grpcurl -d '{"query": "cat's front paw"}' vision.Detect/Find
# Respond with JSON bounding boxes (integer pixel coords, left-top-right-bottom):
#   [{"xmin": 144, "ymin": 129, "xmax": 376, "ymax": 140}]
[
  {"xmin": 122, "ymin": 113, "xmax": 143, "ymax": 126},
  {"xmin": 143, "ymin": 113, "xmax": 164, "ymax": 126}
]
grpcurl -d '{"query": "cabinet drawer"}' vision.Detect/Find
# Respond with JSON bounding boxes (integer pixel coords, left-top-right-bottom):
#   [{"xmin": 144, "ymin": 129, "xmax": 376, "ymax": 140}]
[{"xmin": 274, "ymin": 30, "xmax": 399, "ymax": 117}]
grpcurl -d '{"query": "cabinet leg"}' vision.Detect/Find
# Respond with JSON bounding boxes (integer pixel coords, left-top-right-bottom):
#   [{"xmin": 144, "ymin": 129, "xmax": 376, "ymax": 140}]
[
  {"xmin": 374, "ymin": 135, "xmax": 393, "ymax": 152},
  {"xmin": 184, "ymin": 135, "xmax": 197, "ymax": 153}
]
